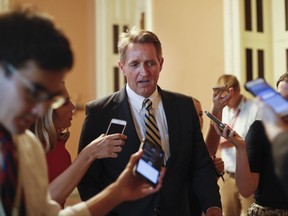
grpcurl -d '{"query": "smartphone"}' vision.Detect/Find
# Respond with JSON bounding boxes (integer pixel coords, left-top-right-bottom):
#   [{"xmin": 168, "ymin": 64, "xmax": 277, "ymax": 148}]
[
  {"xmin": 204, "ymin": 111, "xmax": 226, "ymax": 131},
  {"xmin": 133, "ymin": 139, "xmax": 164, "ymax": 187},
  {"xmin": 245, "ymin": 78, "xmax": 288, "ymax": 118},
  {"xmin": 212, "ymin": 85, "xmax": 227, "ymax": 91},
  {"xmin": 212, "ymin": 85, "xmax": 228, "ymax": 97},
  {"xmin": 105, "ymin": 118, "xmax": 127, "ymax": 135},
  {"xmin": 204, "ymin": 110, "xmax": 234, "ymax": 137}
]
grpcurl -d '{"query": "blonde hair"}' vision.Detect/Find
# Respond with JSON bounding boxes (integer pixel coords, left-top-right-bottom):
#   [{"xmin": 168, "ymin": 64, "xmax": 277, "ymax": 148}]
[
  {"xmin": 118, "ymin": 26, "xmax": 162, "ymax": 63},
  {"xmin": 34, "ymin": 107, "xmax": 70, "ymax": 152},
  {"xmin": 217, "ymin": 74, "xmax": 240, "ymax": 91}
]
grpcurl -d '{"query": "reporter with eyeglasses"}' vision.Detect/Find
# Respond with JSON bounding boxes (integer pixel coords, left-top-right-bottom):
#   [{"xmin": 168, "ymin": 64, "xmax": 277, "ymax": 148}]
[{"xmin": 0, "ymin": 7, "xmax": 164, "ymax": 216}]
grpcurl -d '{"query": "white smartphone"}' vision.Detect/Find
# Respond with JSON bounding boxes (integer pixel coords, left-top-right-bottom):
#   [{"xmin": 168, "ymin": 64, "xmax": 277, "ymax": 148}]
[
  {"xmin": 245, "ymin": 78, "xmax": 288, "ymax": 118},
  {"xmin": 105, "ymin": 118, "xmax": 127, "ymax": 135},
  {"xmin": 133, "ymin": 139, "xmax": 164, "ymax": 187}
]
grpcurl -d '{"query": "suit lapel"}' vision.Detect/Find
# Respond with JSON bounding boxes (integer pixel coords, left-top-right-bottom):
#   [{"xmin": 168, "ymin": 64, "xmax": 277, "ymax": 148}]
[
  {"xmin": 112, "ymin": 87, "xmax": 141, "ymax": 150},
  {"xmin": 158, "ymin": 87, "xmax": 180, "ymax": 165}
]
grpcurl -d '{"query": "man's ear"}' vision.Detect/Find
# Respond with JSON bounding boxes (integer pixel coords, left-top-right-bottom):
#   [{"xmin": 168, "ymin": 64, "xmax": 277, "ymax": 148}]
[
  {"xmin": 159, "ymin": 57, "xmax": 164, "ymax": 72},
  {"xmin": 118, "ymin": 60, "xmax": 125, "ymax": 76},
  {"xmin": 118, "ymin": 60, "xmax": 124, "ymax": 70}
]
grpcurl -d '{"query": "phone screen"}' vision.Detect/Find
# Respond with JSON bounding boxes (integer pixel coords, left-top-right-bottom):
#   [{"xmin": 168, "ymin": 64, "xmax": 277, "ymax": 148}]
[
  {"xmin": 106, "ymin": 119, "xmax": 127, "ymax": 135},
  {"xmin": 134, "ymin": 139, "xmax": 164, "ymax": 187},
  {"xmin": 245, "ymin": 78, "xmax": 288, "ymax": 117}
]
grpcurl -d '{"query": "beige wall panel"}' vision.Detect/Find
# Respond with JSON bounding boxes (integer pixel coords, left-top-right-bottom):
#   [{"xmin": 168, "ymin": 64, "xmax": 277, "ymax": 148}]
[
  {"xmin": 8, "ymin": 0, "xmax": 225, "ymax": 157},
  {"xmin": 153, "ymin": 0, "xmax": 225, "ymax": 132}
]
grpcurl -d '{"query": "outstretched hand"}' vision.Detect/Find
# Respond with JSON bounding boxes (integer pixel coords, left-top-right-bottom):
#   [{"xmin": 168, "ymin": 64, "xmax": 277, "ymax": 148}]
[
  {"xmin": 86, "ymin": 150, "xmax": 165, "ymax": 216},
  {"xmin": 84, "ymin": 133, "xmax": 127, "ymax": 159},
  {"xmin": 114, "ymin": 150, "xmax": 166, "ymax": 201},
  {"xmin": 211, "ymin": 122, "xmax": 245, "ymax": 150}
]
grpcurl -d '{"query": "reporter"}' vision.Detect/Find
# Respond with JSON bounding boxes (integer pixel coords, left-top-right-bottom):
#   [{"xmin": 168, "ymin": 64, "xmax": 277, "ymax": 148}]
[
  {"xmin": 0, "ymin": 7, "xmax": 164, "ymax": 215},
  {"xmin": 34, "ymin": 83, "xmax": 127, "ymax": 206},
  {"xmin": 211, "ymin": 91, "xmax": 288, "ymax": 215},
  {"xmin": 255, "ymin": 98, "xmax": 288, "ymax": 197},
  {"xmin": 86, "ymin": 150, "xmax": 166, "ymax": 216}
]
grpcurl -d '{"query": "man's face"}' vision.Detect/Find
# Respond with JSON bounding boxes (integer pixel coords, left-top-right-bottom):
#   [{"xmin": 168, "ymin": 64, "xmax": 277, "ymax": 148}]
[
  {"xmin": 0, "ymin": 61, "xmax": 66, "ymax": 134},
  {"xmin": 118, "ymin": 43, "xmax": 163, "ymax": 98}
]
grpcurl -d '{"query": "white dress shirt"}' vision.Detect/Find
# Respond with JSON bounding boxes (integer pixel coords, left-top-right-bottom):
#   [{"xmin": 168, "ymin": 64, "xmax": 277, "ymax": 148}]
[
  {"xmin": 221, "ymin": 96, "xmax": 259, "ymax": 173},
  {"xmin": 126, "ymin": 85, "xmax": 170, "ymax": 160}
]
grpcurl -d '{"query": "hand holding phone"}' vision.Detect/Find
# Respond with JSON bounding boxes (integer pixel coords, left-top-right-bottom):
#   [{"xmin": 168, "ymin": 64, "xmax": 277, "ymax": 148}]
[
  {"xmin": 106, "ymin": 118, "xmax": 127, "ymax": 135},
  {"xmin": 204, "ymin": 111, "xmax": 226, "ymax": 131},
  {"xmin": 204, "ymin": 111, "xmax": 233, "ymax": 136},
  {"xmin": 133, "ymin": 139, "xmax": 164, "ymax": 187},
  {"xmin": 245, "ymin": 78, "xmax": 288, "ymax": 118},
  {"xmin": 212, "ymin": 85, "xmax": 229, "ymax": 98}
]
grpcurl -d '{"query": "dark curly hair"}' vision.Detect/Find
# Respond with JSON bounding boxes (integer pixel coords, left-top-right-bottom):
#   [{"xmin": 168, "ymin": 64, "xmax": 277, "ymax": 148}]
[
  {"xmin": 276, "ymin": 72, "xmax": 288, "ymax": 88},
  {"xmin": 0, "ymin": 6, "xmax": 73, "ymax": 71}
]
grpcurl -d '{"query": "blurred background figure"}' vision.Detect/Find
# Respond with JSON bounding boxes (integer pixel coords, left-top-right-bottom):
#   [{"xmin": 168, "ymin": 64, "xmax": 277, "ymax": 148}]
[
  {"xmin": 210, "ymin": 73, "xmax": 288, "ymax": 215},
  {"xmin": 255, "ymin": 99, "xmax": 288, "ymax": 198},
  {"xmin": 206, "ymin": 74, "xmax": 259, "ymax": 216}
]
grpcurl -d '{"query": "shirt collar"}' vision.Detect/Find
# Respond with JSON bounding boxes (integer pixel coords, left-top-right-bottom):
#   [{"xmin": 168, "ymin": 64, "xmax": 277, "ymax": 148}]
[
  {"xmin": 229, "ymin": 95, "xmax": 246, "ymax": 113},
  {"xmin": 126, "ymin": 84, "xmax": 160, "ymax": 113},
  {"xmin": 237, "ymin": 95, "xmax": 246, "ymax": 110}
]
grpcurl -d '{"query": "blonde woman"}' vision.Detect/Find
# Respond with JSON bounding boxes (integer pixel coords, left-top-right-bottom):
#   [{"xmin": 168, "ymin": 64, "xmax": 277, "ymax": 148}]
[{"xmin": 34, "ymin": 83, "xmax": 127, "ymax": 207}]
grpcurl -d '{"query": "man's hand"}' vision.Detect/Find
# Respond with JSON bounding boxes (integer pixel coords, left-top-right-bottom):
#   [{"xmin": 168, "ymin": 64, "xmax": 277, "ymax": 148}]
[{"xmin": 211, "ymin": 87, "xmax": 232, "ymax": 115}]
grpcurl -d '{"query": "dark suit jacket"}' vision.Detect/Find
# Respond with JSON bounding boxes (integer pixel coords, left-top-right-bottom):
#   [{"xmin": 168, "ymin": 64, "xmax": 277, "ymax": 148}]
[{"xmin": 77, "ymin": 86, "xmax": 221, "ymax": 216}]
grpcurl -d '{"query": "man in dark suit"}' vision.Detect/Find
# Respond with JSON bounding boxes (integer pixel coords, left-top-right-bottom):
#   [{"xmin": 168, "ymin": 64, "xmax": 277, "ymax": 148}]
[{"xmin": 77, "ymin": 26, "xmax": 222, "ymax": 216}]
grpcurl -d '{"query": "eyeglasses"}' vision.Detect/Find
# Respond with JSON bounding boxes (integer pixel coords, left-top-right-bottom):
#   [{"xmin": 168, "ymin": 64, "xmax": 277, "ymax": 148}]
[{"xmin": 3, "ymin": 62, "xmax": 65, "ymax": 109}]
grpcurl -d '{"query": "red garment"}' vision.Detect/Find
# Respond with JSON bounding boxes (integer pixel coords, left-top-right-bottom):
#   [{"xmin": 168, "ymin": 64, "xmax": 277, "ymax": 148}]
[{"xmin": 46, "ymin": 140, "xmax": 72, "ymax": 208}]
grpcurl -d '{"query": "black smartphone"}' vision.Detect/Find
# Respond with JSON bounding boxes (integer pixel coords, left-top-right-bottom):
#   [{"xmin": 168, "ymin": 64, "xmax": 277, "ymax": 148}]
[
  {"xmin": 204, "ymin": 111, "xmax": 226, "ymax": 131},
  {"xmin": 245, "ymin": 78, "xmax": 288, "ymax": 118},
  {"xmin": 105, "ymin": 118, "xmax": 127, "ymax": 135},
  {"xmin": 204, "ymin": 111, "xmax": 233, "ymax": 135},
  {"xmin": 133, "ymin": 139, "xmax": 164, "ymax": 187}
]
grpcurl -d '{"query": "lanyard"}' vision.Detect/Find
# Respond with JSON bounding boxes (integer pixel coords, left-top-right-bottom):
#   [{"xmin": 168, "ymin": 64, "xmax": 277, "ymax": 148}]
[{"xmin": 229, "ymin": 109, "xmax": 241, "ymax": 129}]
